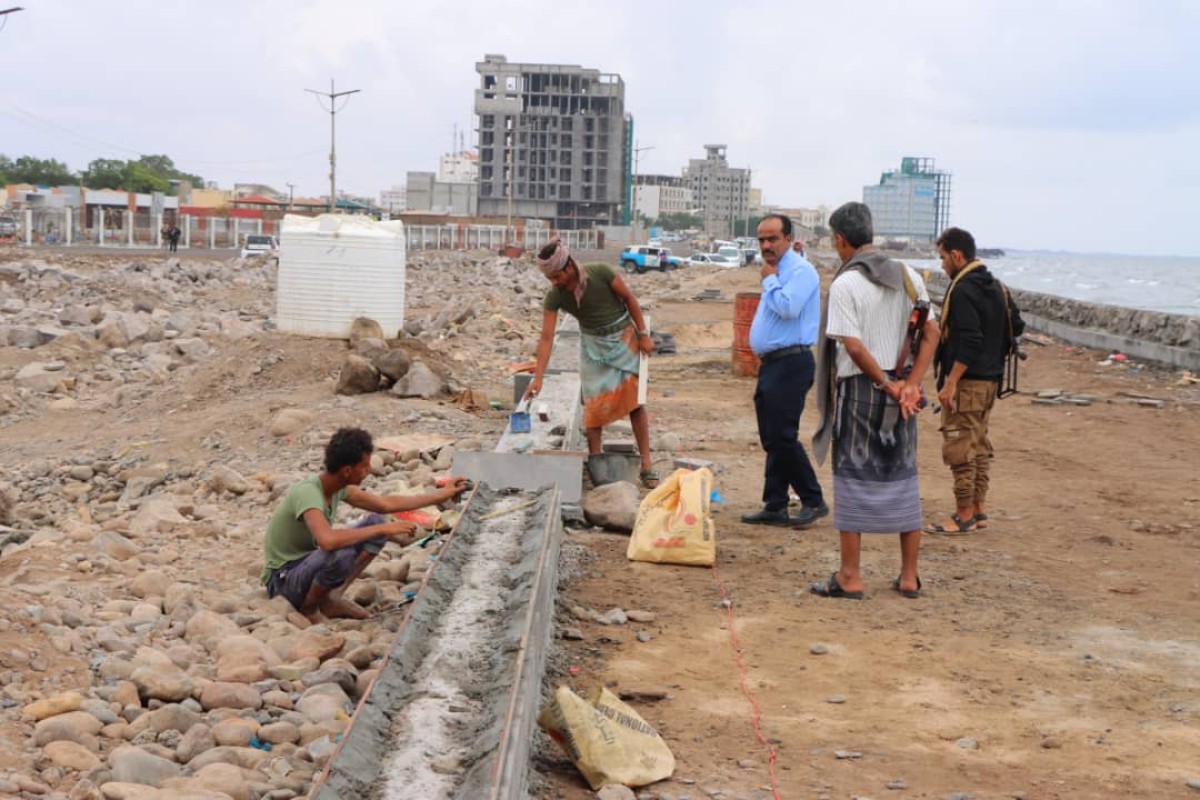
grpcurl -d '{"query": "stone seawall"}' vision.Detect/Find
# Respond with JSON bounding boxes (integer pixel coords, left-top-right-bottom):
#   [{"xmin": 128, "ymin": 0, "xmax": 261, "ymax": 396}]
[{"xmin": 923, "ymin": 271, "xmax": 1200, "ymax": 370}]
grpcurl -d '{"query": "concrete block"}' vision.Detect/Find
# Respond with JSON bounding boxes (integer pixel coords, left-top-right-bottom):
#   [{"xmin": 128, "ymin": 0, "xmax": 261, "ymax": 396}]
[
  {"xmin": 674, "ymin": 456, "xmax": 715, "ymax": 471},
  {"xmin": 452, "ymin": 451, "xmax": 584, "ymax": 503}
]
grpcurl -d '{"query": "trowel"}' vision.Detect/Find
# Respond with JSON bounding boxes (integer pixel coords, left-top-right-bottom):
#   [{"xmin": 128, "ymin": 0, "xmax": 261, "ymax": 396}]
[{"xmin": 509, "ymin": 397, "xmax": 532, "ymax": 433}]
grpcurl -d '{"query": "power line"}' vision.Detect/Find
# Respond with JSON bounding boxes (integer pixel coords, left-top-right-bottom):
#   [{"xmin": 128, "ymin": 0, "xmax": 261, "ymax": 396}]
[{"xmin": 2, "ymin": 103, "xmax": 323, "ymax": 167}]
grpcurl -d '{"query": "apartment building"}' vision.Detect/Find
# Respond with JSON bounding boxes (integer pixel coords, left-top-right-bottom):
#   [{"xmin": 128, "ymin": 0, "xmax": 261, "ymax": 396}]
[{"xmin": 683, "ymin": 144, "xmax": 749, "ymax": 239}]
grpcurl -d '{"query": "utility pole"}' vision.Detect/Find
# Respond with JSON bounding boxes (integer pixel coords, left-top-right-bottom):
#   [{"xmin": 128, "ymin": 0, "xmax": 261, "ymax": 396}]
[
  {"xmin": 631, "ymin": 142, "xmax": 654, "ymax": 243},
  {"xmin": 744, "ymin": 166, "xmax": 752, "ymax": 239},
  {"xmin": 306, "ymin": 78, "xmax": 360, "ymax": 213},
  {"xmin": 286, "ymin": 183, "xmax": 295, "ymax": 211}
]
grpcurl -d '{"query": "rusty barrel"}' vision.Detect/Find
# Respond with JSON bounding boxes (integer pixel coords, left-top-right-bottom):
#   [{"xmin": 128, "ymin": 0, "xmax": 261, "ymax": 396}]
[{"xmin": 732, "ymin": 292, "xmax": 761, "ymax": 377}]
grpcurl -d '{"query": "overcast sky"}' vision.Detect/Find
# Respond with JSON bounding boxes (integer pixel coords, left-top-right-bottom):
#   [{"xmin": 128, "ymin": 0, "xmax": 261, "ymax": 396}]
[{"xmin": 2, "ymin": 0, "xmax": 1197, "ymax": 255}]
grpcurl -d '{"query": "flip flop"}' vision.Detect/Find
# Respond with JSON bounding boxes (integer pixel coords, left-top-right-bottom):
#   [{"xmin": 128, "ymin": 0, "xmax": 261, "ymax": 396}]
[
  {"xmin": 639, "ymin": 468, "xmax": 660, "ymax": 489},
  {"xmin": 891, "ymin": 575, "xmax": 922, "ymax": 599},
  {"xmin": 924, "ymin": 513, "xmax": 978, "ymax": 535},
  {"xmin": 975, "ymin": 513, "xmax": 990, "ymax": 529},
  {"xmin": 810, "ymin": 572, "xmax": 864, "ymax": 600}
]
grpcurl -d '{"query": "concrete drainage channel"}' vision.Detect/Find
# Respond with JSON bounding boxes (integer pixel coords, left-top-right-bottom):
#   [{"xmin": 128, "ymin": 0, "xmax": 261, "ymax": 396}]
[{"xmin": 310, "ymin": 483, "xmax": 563, "ymax": 799}]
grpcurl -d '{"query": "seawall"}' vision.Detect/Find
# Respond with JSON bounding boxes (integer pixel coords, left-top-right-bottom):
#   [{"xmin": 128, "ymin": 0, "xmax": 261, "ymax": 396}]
[{"xmin": 923, "ymin": 271, "xmax": 1200, "ymax": 371}]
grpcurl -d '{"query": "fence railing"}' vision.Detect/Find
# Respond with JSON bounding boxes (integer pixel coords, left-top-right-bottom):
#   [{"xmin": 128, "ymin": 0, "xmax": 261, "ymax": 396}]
[{"xmin": 3, "ymin": 209, "xmax": 603, "ymax": 253}]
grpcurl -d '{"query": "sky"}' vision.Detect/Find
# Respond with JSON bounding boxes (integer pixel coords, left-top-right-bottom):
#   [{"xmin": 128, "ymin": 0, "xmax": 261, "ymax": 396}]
[{"xmin": 2, "ymin": 0, "xmax": 1198, "ymax": 256}]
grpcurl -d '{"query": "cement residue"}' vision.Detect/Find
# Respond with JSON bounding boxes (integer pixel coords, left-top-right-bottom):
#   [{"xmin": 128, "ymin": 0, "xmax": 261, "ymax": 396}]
[{"xmin": 315, "ymin": 484, "xmax": 559, "ymax": 800}]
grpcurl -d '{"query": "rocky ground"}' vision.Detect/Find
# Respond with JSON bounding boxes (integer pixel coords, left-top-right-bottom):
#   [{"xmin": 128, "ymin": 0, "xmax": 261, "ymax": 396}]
[{"xmin": 0, "ymin": 247, "xmax": 1198, "ymax": 800}]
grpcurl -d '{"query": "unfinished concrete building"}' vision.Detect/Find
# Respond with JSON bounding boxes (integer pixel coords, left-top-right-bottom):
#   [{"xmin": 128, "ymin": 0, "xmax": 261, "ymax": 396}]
[
  {"xmin": 684, "ymin": 144, "xmax": 750, "ymax": 239},
  {"xmin": 474, "ymin": 54, "xmax": 628, "ymax": 230}
]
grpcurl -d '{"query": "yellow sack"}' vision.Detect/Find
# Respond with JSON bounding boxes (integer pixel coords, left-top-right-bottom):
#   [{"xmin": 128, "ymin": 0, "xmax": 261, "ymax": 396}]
[
  {"xmin": 627, "ymin": 467, "xmax": 716, "ymax": 566},
  {"xmin": 536, "ymin": 685, "xmax": 675, "ymax": 790}
]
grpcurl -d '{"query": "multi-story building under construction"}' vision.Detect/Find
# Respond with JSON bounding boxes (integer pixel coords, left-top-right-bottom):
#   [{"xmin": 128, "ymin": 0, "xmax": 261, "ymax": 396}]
[{"xmin": 474, "ymin": 54, "xmax": 628, "ymax": 230}]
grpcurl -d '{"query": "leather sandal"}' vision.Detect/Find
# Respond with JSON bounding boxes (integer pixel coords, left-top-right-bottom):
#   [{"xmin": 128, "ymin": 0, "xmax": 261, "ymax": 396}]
[{"xmin": 924, "ymin": 513, "xmax": 978, "ymax": 535}]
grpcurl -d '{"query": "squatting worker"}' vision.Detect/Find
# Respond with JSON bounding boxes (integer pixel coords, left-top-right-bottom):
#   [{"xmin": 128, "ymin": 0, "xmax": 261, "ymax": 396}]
[
  {"xmin": 526, "ymin": 239, "xmax": 659, "ymax": 488},
  {"xmin": 740, "ymin": 214, "xmax": 828, "ymax": 528},
  {"xmin": 925, "ymin": 227, "xmax": 1025, "ymax": 534},
  {"xmin": 809, "ymin": 201, "xmax": 939, "ymax": 599},
  {"xmin": 261, "ymin": 428, "xmax": 468, "ymax": 622}
]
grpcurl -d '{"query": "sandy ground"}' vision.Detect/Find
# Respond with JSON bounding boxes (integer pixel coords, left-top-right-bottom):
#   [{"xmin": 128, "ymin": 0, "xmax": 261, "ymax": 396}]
[
  {"xmin": 0, "ymin": 250, "xmax": 1197, "ymax": 800},
  {"xmin": 534, "ymin": 262, "xmax": 1200, "ymax": 800}
]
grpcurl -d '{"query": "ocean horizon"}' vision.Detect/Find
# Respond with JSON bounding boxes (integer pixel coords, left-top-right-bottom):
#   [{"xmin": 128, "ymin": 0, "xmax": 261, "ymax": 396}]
[{"xmin": 905, "ymin": 249, "xmax": 1200, "ymax": 318}]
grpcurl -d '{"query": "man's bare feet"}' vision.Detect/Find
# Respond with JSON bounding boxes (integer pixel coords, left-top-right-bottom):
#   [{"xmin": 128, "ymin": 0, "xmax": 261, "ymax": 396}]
[
  {"xmin": 300, "ymin": 607, "xmax": 328, "ymax": 624},
  {"xmin": 320, "ymin": 597, "xmax": 370, "ymax": 620}
]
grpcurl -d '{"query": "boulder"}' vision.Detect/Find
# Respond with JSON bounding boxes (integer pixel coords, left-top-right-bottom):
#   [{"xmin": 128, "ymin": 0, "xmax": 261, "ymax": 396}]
[
  {"xmin": 389, "ymin": 360, "xmax": 445, "ymax": 399},
  {"xmin": 335, "ymin": 354, "xmax": 380, "ymax": 395},
  {"xmin": 582, "ymin": 481, "xmax": 640, "ymax": 532}
]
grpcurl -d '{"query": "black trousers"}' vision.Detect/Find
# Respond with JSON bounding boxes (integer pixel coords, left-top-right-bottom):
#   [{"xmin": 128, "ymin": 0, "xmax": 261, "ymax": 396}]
[{"xmin": 753, "ymin": 349, "xmax": 824, "ymax": 511}]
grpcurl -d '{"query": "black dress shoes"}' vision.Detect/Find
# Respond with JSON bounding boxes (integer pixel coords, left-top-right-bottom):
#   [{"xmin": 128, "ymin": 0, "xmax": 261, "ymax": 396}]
[
  {"xmin": 740, "ymin": 507, "xmax": 791, "ymax": 526},
  {"xmin": 791, "ymin": 501, "xmax": 830, "ymax": 527}
]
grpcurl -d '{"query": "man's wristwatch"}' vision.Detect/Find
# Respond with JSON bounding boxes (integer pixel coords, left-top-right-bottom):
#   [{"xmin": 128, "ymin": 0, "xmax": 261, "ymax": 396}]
[
  {"xmin": 874, "ymin": 377, "xmax": 891, "ymax": 391},
  {"xmin": 637, "ymin": 329, "xmax": 650, "ymax": 337}
]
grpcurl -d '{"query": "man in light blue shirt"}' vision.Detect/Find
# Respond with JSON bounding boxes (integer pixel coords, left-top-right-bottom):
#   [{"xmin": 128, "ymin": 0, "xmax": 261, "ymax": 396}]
[{"xmin": 741, "ymin": 214, "xmax": 828, "ymax": 527}]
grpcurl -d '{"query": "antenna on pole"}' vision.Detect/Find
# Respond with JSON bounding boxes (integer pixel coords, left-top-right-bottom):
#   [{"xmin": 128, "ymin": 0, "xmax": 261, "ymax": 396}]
[{"xmin": 305, "ymin": 78, "xmax": 361, "ymax": 213}]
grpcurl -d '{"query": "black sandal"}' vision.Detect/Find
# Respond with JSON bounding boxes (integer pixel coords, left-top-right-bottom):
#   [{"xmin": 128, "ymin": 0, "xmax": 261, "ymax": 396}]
[
  {"xmin": 924, "ymin": 513, "xmax": 978, "ymax": 535},
  {"xmin": 810, "ymin": 572, "xmax": 864, "ymax": 600},
  {"xmin": 891, "ymin": 575, "xmax": 923, "ymax": 599}
]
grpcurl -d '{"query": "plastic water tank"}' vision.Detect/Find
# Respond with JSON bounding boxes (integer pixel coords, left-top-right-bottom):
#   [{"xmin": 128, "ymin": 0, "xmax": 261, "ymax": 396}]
[{"xmin": 275, "ymin": 214, "xmax": 406, "ymax": 338}]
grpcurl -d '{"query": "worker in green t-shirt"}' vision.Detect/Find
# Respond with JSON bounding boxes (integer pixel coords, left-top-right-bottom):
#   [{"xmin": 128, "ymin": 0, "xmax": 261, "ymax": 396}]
[
  {"xmin": 528, "ymin": 239, "xmax": 659, "ymax": 488},
  {"xmin": 261, "ymin": 427, "xmax": 468, "ymax": 622}
]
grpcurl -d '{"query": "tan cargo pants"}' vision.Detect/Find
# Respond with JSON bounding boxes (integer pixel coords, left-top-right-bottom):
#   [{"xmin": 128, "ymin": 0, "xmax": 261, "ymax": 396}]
[{"xmin": 939, "ymin": 379, "xmax": 999, "ymax": 509}]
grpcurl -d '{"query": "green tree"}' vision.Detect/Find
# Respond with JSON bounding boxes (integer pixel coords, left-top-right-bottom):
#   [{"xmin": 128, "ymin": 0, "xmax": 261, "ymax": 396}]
[
  {"xmin": 656, "ymin": 212, "xmax": 703, "ymax": 231},
  {"xmin": 0, "ymin": 155, "xmax": 76, "ymax": 185},
  {"xmin": 83, "ymin": 159, "xmax": 126, "ymax": 189},
  {"xmin": 124, "ymin": 163, "xmax": 169, "ymax": 193}
]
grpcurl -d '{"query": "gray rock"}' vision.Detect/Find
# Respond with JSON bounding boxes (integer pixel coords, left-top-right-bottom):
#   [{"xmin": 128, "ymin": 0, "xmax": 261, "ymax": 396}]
[
  {"xmin": 109, "ymin": 744, "xmax": 180, "ymax": 787},
  {"xmin": 354, "ymin": 336, "xmax": 389, "ymax": 362},
  {"xmin": 198, "ymin": 681, "xmax": 263, "ymax": 711},
  {"xmin": 581, "ymin": 481, "xmax": 640, "ymax": 532},
  {"xmin": 269, "ymin": 408, "xmax": 313, "ymax": 437},
  {"xmin": 374, "ymin": 348, "xmax": 412, "ymax": 382},
  {"xmin": 92, "ymin": 530, "xmax": 140, "ymax": 561},
  {"xmin": 175, "ymin": 723, "xmax": 216, "ymax": 763},
  {"xmin": 335, "ymin": 353, "xmax": 380, "ymax": 395},
  {"xmin": 595, "ymin": 608, "xmax": 628, "ymax": 626},
  {"xmin": 209, "ymin": 464, "xmax": 251, "ymax": 495},
  {"xmin": 349, "ymin": 317, "xmax": 385, "ymax": 346},
  {"xmin": 389, "ymin": 360, "xmax": 445, "ymax": 398},
  {"xmin": 15, "ymin": 362, "xmax": 63, "ymax": 393},
  {"xmin": 128, "ymin": 497, "xmax": 185, "ymax": 536},
  {"xmin": 33, "ymin": 711, "xmax": 103, "ymax": 747},
  {"xmin": 130, "ymin": 665, "xmax": 194, "ymax": 703},
  {"xmin": 302, "ymin": 667, "xmax": 357, "ymax": 696}
]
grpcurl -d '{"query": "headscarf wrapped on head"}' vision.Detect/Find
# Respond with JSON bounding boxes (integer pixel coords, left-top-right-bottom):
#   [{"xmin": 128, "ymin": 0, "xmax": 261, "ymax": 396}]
[{"xmin": 536, "ymin": 239, "xmax": 587, "ymax": 305}]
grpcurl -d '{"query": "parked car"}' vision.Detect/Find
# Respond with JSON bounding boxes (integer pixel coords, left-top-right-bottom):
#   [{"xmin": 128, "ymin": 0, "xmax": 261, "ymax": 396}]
[
  {"xmin": 686, "ymin": 252, "xmax": 741, "ymax": 268},
  {"xmin": 240, "ymin": 234, "xmax": 279, "ymax": 260},
  {"xmin": 620, "ymin": 245, "xmax": 683, "ymax": 273},
  {"xmin": 717, "ymin": 246, "xmax": 745, "ymax": 266}
]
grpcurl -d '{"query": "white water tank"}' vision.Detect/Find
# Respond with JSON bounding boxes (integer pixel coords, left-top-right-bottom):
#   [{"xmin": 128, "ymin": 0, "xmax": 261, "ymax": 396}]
[{"xmin": 275, "ymin": 214, "xmax": 406, "ymax": 337}]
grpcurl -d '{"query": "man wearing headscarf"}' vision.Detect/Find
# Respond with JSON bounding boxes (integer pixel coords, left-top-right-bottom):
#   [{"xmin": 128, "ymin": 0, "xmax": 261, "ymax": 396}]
[{"xmin": 527, "ymin": 240, "xmax": 659, "ymax": 488}]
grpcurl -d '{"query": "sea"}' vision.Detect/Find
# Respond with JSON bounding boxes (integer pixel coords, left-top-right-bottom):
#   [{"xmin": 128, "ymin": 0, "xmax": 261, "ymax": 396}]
[{"xmin": 903, "ymin": 250, "xmax": 1200, "ymax": 318}]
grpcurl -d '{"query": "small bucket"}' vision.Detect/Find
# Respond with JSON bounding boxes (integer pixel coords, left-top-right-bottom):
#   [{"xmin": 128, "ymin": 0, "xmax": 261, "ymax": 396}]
[{"xmin": 585, "ymin": 452, "xmax": 641, "ymax": 486}]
